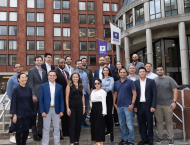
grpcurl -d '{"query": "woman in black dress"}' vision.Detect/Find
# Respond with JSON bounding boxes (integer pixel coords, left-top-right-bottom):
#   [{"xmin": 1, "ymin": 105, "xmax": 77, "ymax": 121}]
[
  {"xmin": 10, "ymin": 73, "xmax": 35, "ymax": 145},
  {"xmin": 113, "ymin": 61, "xmax": 125, "ymax": 126},
  {"xmin": 66, "ymin": 72, "xmax": 85, "ymax": 145}
]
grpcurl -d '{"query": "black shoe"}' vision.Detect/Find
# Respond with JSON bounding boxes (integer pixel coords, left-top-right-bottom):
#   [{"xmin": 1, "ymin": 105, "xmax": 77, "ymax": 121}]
[
  {"xmin": 115, "ymin": 123, "xmax": 120, "ymax": 126},
  {"xmin": 60, "ymin": 135, "xmax": 64, "ymax": 140},
  {"xmin": 33, "ymin": 135, "xmax": 41, "ymax": 141},
  {"xmin": 105, "ymin": 132, "xmax": 110, "ymax": 136},
  {"xmin": 37, "ymin": 134, "xmax": 42, "ymax": 139},
  {"xmin": 156, "ymin": 138, "xmax": 162, "ymax": 144},
  {"xmin": 148, "ymin": 141, "xmax": 154, "ymax": 145},
  {"xmin": 83, "ymin": 122, "xmax": 89, "ymax": 126},
  {"xmin": 110, "ymin": 133, "xmax": 114, "ymax": 142},
  {"xmin": 118, "ymin": 140, "xmax": 128, "ymax": 145},
  {"xmin": 74, "ymin": 142, "xmax": 79, "ymax": 145},
  {"xmin": 127, "ymin": 142, "xmax": 134, "ymax": 145},
  {"xmin": 137, "ymin": 141, "xmax": 149, "ymax": 145}
]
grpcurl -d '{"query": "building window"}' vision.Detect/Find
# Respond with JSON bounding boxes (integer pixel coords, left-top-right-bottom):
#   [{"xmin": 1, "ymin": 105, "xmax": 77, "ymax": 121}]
[
  {"xmin": 0, "ymin": 55, "xmax": 6, "ymax": 65},
  {"xmin": 87, "ymin": 2, "xmax": 95, "ymax": 11},
  {"xmin": 54, "ymin": 41, "xmax": 61, "ymax": 51},
  {"xmin": 89, "ymin": 55, "xmax": 96, "ymax": 65},
  {"xmin": 0, "ymin": 26, "xmax": 7, "ymax": 35},
  {"xmin": 63, "ymin": 41, "xmax": 71, "ymax": 51},
  {"xmin": 10, "ymin": 0, "xmax": 17, "ymax": 7},
  {"xmin": 118, "ymin": 19, "xmax": 123, "ymax": 28},
  {"xmin": 79, "ymin": 28, "xmax": 87, "ymax": 37},
  {"xmin": 0, "ymin": 0, "xmax": 7, "ymax": 7},
  {"xmin": 103, "ymin": 15, "xmax": 110, "ymax": 25},
  {"xmin": 126, "ymin": 10, "xmax": 133, "ymax": 29},
  {"xmin": 27, "ymin": 0, "xmax": 35, "ymax": 8},
  {"xmin": 164, "ymin": 0, "xmax": 178, "ymax": 16},
  {"xmin": 63, "ymin": 1, "xmax": 70, "ymax": 10},
  {"xmin": 9, "ymin": 26, "xmax": 17, "ymax": 36},
  {"xmin": 79, "ymin": 2, "xmax": 86, "ymax": 10},
  {"xmin": 27, "ymin": 55, "xmax": 35, "ymax": 66},
  {"xmin": 36, "ymin": 27, "xmax": 44, "ymax": 36},
  {"xmin": 54, "ymin": 27, "xmax": 61, "ymax": 36},
  {"xmin": 80, "ymin": 41, "xmax": 87, "ymax": 51},
  {"xmin": 107, "ymin": 42, "xmax": 112, "ymax": 51},
  {"xmin": 89, "ymin": 42, "xmax": 96, "ymax": 51},
  {"xmin": 80, "ymin": 55, "xmax": 87, "ymax": 60},
  {"xmin": 0, "ymin": 12, "xmax": 7, "ymax": 21},
  {"xmin": 184, "ymin": 0, "xmax": 190, "ymax": 13},
  {"xmin": 27, "ymin": 27, "xmax": 35, "ymax": 36},
  {"xmin": 9, "ymin": 55, "xmax": 17, "ymax": 66},
  {"xmin": 135, "ymin": 4, "xmax": 144, "ymax": 25},
  {"xmin": 27, "ymin": 13, "xmax": 35, "ymax": 22},
  {"xmin": 63, "ymin": 28, "xmax": 70, "ymax": 37},
  {"xmin": 103, "ymin": 3, "xmax": 110, "ymax": 11},
  {"xmin": 150, "ymin": 0, "xmax": 161, "ymax": 20},
  {"xmin": 112, "ymin": 3, "xmax": 118, "ymax": 12},
  {"xmin": 27, "ymin": 41, "xmax": 35, "ymax": 50},
  {"xmin": 53, "ymin": 14, "xmax": 61, "ymax": 23},
  {"xmin": 88, "ymin": 28, "xmax": 95, "ymax": 38},
  {"xmin": 36, "ymin": 13, "xmax": 44, "ymax": 22},
  {"xmin": 79, "ymin": 15, "xmax": 86, "ymax": 24},
  {"xmin": 53, "ymin": 0, "xmax": 61, "ymax": 9},
  {"xmin": 112, "ymin": 16, "xmax": 116, "ymax": 23},
  {"xmin": 37, "ymin": 0, "xmax": 44, "ymax": 8},
  {"xmin": 54, "ymin": 55, "xmax": 61, "ymax": 65},
  {"xmin": 88, "ymin": 15, "xmax": 95, "ymax": 24},
  {"xmin": 37, "ymin": 41, "xmax": 44, "ymax": 50},
  {"xmin": 153, "ymin": 40, "xmax": 162, "ymax": 69},
  {"xmin": 9, "ymin": 40, "xmax": 17, "ymax": 50},
  {"xmin": 0, "ymin": 40, "xmax": 6, "ymax": 50},
  {"xmin": 9, "ymin": 12, "xmax": 17, "ymax": 21},
  {"xmin": 104, "ymin": 28, "xmax": 111, "ymax": 38},
  {"xmin": 63, "ymin": 14, "xmax": 70, "ymax": 23}
]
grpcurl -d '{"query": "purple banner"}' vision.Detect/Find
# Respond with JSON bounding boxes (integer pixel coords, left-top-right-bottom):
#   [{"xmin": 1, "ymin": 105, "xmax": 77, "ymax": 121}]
[{"xmin": 98, "ymin": 40, "xmax": 107, "ymax": 56}]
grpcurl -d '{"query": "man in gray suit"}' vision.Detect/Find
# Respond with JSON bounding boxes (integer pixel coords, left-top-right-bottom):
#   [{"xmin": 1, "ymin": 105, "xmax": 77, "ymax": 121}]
[
  {"xmin": 127, "ymin": 64, "xmax": 140, "ymax": 81},
  {"xmin": 64, "ymin": 56, "xmax": 74, "ymax": 76},
  {"xmin": 28, "ymin": 55, "xmax": 48, "ymax": 141},
  {"xmin": 127, "ymin": 54, "xmax": 144, "ymax": 75}
]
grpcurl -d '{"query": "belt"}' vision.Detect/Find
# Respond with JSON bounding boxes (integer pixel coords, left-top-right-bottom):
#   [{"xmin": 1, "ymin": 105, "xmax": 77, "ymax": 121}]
[
  {"xmin": 50, "ymin": 106, "xmax": 55, "ymax": 107},
  {"xmin": 140, "ymin": 102, "xmax": 146, "ymax": 105}
]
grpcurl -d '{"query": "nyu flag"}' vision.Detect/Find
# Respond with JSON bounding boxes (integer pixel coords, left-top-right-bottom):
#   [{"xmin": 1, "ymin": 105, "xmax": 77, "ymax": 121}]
[
  {"xmin": 98, "ymin": 40, "xmax": 107, "ymax": 56},
  {"xmin": 110, "ymin": 23, "xmax": 121, "ymax": 45}
]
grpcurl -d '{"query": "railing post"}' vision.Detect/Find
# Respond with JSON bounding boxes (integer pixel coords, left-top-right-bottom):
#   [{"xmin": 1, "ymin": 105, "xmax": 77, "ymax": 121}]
[{"xmin": 2, "ymin": 97, "xmax": 5, "ymax": 132}]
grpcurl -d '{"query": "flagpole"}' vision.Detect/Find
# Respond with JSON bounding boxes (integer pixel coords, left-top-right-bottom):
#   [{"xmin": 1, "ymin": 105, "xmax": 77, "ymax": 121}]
[{"xmin": 109, "ymin": 20, "xmax": 121, "ymax": 29}]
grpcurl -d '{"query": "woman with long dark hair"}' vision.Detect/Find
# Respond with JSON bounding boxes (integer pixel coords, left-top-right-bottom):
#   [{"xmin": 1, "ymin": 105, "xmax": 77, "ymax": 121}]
[
  {"xmin": 101, "ymin": 67, "xmax": 114, "ymax": 142},
  {"xmin": 66, "ymin": 72, "xmax": 85, "ymax": 145},
  {"xmin": 10, "ymin": 73, "xmax": 35, "ymax": 145}
]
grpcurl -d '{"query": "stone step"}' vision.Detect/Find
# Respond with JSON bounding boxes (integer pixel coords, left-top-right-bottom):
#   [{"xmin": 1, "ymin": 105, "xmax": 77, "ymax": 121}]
[{"xmin": 0, "ymin": 114, "xmax": 12, "ymax": 122}]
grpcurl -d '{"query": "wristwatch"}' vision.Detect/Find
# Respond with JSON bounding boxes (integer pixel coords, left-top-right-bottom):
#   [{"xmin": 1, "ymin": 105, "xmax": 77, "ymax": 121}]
[
  {"xmin": 173, "ymin": 101, "xmax": 176, "ymax": 103},
  {"xmin": 131, "ymin": 103, "xmax": 135, "ymax": 105}
]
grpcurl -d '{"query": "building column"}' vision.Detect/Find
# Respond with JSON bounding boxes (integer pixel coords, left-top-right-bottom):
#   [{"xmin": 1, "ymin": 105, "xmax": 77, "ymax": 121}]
[
  {"xmin": 178, "ymin": 22, "xmax": 190, "ymax": 85},
  {"xmin": 177, "ymin": 0, "xmax": 185, "ymax": 14},
  {"xmin": 123, "ymin": 13, "xmax": 126, "ymax": 30},
  {"xmin": 116, "ymin": 45, "xmax": 122, "ymax": 61},
  {"xmin": 124, "ymin": 37, "xmax": 130, "ymax": 68},
  {"xmin": 144, "ymin": 2, "xmax": 150, "ymax": 22},
  {"xmin": 161, "ymin": 0, "xmax": 165, "ymax": 17},
  {"xmin": 132, "ymin": 8, "xmax": 135, "ymax": 26},
  {"xmin": 146, "ymin": 29, "xmax": 154, "ymax": 68}
]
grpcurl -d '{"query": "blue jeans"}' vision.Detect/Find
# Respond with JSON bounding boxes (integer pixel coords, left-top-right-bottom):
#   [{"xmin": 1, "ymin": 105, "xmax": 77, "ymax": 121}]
[
  {"xmin": 82, "ymin": 93, "xmax": 89, "ymax": 125},
  {"xmin": 118, "ymin": 107, "xmax": 134, "ymax": 143}
]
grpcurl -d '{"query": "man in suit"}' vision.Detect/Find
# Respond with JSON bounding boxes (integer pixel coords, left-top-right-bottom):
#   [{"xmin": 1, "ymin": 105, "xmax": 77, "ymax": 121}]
[
  {"xmin": 41, "ymin": 53, "xmax": 55, "ymax": 76},
  {"xmin": 126, "ymin": 64, "xmax": 140, "ymax": 81},
  {"xmin": 64, "ymin": 56, "xmax": 74, "ymax": 76},
  {"xmin": 127, "ymin": 54, "xmax": 144, "ymax": 75},
  {"xmin": 55, "ymin": 58, "xmax": 69, "ymax": 137},
  {"xmin": 105, "ymin": 55, "xmax": 115, "ymax": 76},
  {"xmin": 28, "ymin": 55, "xmax": 48, "ymax": 141},
  {"xmin": 134, "ymin": 67, "xmax": 157, "ymax": 145},
  {"xmin": 39, "ymin": 70, "xmax": 64, "ymax": 145}
]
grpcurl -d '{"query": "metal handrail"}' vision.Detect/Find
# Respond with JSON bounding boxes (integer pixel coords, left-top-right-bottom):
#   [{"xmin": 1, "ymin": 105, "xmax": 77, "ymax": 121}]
[{"xmin": 0, "ymin": 92, "xmax": 7, "ymax": 104}]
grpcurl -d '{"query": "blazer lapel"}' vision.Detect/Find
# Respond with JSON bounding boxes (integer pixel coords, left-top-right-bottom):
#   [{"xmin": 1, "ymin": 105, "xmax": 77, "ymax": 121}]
[
  {"xmin": 138, "ymin": 80, "xmax": 141, "ymax": 100},
  {"xmin": 47, "ymin": 82, "xmax": 51, "ymax": 99},
  {"xmin": 145, "ymin": 78, "xmax": 150, "ymax": 91},
  {"xmin": 34, "ymin": 67, "xmax": 42, "ymax": 81}
]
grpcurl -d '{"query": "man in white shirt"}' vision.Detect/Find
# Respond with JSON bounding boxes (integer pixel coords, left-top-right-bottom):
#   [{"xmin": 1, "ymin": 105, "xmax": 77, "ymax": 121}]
[
  {"xmin": 64, "ymin": 56, "xmax": 74, "ymax": 76},
  {"xmin": 145, "ymin": 63, "xmax": 158, "ymax": 79},
  {"xmin": 93, "ymin": 57, "xmax": 105, "ymax": 83},
  {"xmin": 41, "ymin": 53, "xmax": 55, "ymax": 76}
]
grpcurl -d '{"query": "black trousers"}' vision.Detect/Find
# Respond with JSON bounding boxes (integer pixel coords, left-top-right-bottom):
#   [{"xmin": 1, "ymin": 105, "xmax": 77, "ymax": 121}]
[
  {"xmin": 91, "ymin": 102, "xmax": 105, "ymax": 142},
  {"xmin": 105, "ymin": 91, "xmax": 113, "ymax": 133},
  {"xmin": 32, "ymin": 101, "xmax": 43, "ymax": 136},
  {"xmin": 61, "ymin": 108, "xmax": 69, "ymax": 136},
  {"xmin": 15, "ymin": 130, "xmax": 29, "ymax": 145},
  {"xmin": 69, "ymin": 103, "xmax": 83, "ymax": 143},
  {"xmin": 114, "ymin": 98, "xmax": 119, "ymax": 123}
]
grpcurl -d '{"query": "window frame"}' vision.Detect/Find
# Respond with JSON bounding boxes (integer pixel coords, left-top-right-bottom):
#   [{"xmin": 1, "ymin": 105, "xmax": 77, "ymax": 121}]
[
  {"xmin": 0, "ymin": 11, "xmax": 7, "ymax": 21},
  {"xmin": 79, "ymin": 1, "xmax": 86, "ymax": 11},
  {"xmin": 62, "ymin": 13, "xmax": 70, "ymax": 23},
  {"xmin": 164, "ymin": 0, "xmax": 178, "ymax": 17},
  {"xmin": 36, "ymin": 13, "xmax": 44, "ymax": 22},
  {"xmin": 9, "ymin": 40, "xmax": 17, "ymax": 50},
  {"xmin": 36, "ymin": 26, "xmax": 44, "ymax": 36},
  {"xmin": 149, "ymin": 0, "xmax": 162, "ymax": 20},
  {"xmin": 36, "ymin": 0, "xmax": 44, "ymax": 9},
  {"xmin": 36, "ymin": 40, "xmax": 44, "ymax": 51},
  {"xmin": 89, "ymin": 55, "xmax": 96, "ymax": 66},
  {"xmin": 63, "ymin": 41, "xmax": 71, "ymax": 51},
  {"xmin": 79, "ymin": 41, "xmax": 87, "ymax": 51},
  {"xmin": 87, "ymin": 2, "xmax": 95, "ymax": 11},
  {"xmin": 88, "ymin": 41, "xmax": 96, "ymax": 51},
  {"xmin": 54, "ymin": 41, "xmax": 62, "ymax": 51},
  {"xmin": 53, "ymin": 27, "xmax": 61, "ymax": 37},
  {"xmin": 135, "ymin": 4, "xmax": 144, "ymax": 25},
  {"xmin": 0, "ymin": 40, "xmax": 7, "ymax": 50},
  {"xmin": 26, "ymin": 40, "xmax": 35, "ymax": 51},
  {"xmin": 9, "ymin": 26, "xmax": 17, "ymax": 36},
  {"xmin": 27, "ymin": 12, "xmax": 35, "ymax": 22},
  {"xmin": 8, "ymin": 54, "xmax": 17, "ymax": 66}
]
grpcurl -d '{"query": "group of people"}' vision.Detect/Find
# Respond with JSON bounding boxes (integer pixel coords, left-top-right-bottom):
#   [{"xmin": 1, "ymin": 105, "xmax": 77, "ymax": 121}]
[{"xmin": 6, "ymin": 53, "xmax": 178, "ymax": 145}]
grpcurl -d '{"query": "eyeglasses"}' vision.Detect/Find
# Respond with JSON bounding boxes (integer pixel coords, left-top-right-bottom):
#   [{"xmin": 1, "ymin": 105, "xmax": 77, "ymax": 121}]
[
  {"xmin": 94, "ymin": 83, "xmax": 100, "ymax": 85},
  {"xmin": 15, "ymin": 66, "xmax": 22, "ymax": 69}
]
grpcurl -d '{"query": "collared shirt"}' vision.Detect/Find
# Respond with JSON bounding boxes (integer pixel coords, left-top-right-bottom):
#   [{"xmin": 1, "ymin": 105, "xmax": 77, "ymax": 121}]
[
  {"xmin": 129, "ymin": 75, "xmax": 137, "ymax": 81},
  {"xmin": 99, "ymin": 67, "xmax": 103, "ymax": 80},
  {"xmin": 49, "ymin": 82, "xmax": 55, "ymax": 106},
  {"xmin": 114, "ymin": 78, "xmax": 136, "ymax": 107},
  {"xmin": 108, "ymin": 64, "xmax": 110, "ymax": 68},
  {"xmin": 101, "ymin": 76, "xmax": 114, "ymax": 92},
  {"xmin": 45, "ymin": 62, "xmax": 51, "ymax": 74},
  {"xmin": 140, "ymin": 78, "xmax": 146, "ymax": 102},
  {"xmin": 74, "ymin": 69, "xmax": 89, "ymax": 95},
  {"xmin": 65, "ymin": 64, "xmax": 72, "ymax": 76},
  {"xmin": 59, "ymin": 67, "xmax": 67, "ymax": 80},
  {"xmin": 36, "ymin": 66, "xmax": 43, "ymax": 79},
  {"xmin": 146, "ymin": 72, "xmax": 158, "ymax": 79}
]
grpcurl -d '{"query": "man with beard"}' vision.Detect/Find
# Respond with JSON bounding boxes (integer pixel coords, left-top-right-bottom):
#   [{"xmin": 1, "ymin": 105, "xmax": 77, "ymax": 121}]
[
  {"xmin": 154, "ymin": 66, "xmax": 178, "ymax": 145},
  {"xmin": 127, "ymin": 64, "xmax": 140, "ymax": 81},
  {"xmin": 104, "ymin": 55, "xmax": 115, "ymax": 77},
  {"xmin": 145, "ymin": 63, "xmax": 157, "ymax": 79},
  {"xmin": 55, "ymin": 59, "xmax": 69, "ymax": 137},
  {"xmin": 64, "ymin": 56, "xmax": 74, "ymax": 76},
  {"xmin": 127, "ymin": 54, "xmax": 144, "ymax": 75}
]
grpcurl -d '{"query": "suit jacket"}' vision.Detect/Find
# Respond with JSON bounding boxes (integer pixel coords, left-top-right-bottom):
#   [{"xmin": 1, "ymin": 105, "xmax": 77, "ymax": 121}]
[
  {"xmin": 28, "ymin": 67, "xmax": 48, "ymax": 99},
  {"xmin": 134, "ymin": 78, "xmax": 157, "ymax": 110},
  {"xmin": 109, "ymin": 64, "xmax": 115, "ymax": 77},
  {"xmin": 64, "ymin": 65, "xmax": 74, "ymax": 76},
  {"xmin": 41, "ymin": 63, "xmax": 55, "ymax": 76},
  {"xmin": 127, "ymin": 62, "xmax": 144, "ymax": 75},
  {"xmin": 126, "ymin": 75, "xmax": 140, "ymax": 81},
  {"xmin": 93, "ymin": 68, "xmax": 100, "ymax": 89},
  {"xmin": 39, "ymin": 82, "xmax": 64, "ymax": 114}
]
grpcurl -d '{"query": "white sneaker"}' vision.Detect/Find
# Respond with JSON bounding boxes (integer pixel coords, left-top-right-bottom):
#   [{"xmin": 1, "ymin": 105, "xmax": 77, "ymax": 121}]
[
  {"xmin": 28, "ymin": 136, "xmax": 31, "ymax": 139},
  {"xmin": 10, "ymin": 135, "xmax": 16, "ymax": 143}
]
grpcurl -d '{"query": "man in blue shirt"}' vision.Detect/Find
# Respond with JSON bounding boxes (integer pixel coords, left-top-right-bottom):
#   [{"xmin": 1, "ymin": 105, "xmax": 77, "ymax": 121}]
[
  {"xmin": 113, "ymin": 68, "xmax": 136, "ymax": 145},
  {"xmin": 74, "ymin": 60, "xmax": 90, "ymax": 126}
]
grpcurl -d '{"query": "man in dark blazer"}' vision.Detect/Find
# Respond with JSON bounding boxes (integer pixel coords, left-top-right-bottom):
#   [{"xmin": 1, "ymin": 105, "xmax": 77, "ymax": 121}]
[
  {"xmin": 105, "ymin": 55, "xmax": 115, "ymax": 76},
  {"xmin": 134, "ymin": 67, "xmax": 157, "ymax": 145},
  {"xmin": 55, "ymin": 58, "xmax": 69, "ymax": 137},
  {"xmin": 28, "ymin": 55, "xmax": 48, "ymax": 141},
  {"xmin": 41, "ymin": 53, "xmax": 55, "ymax": 76}
]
